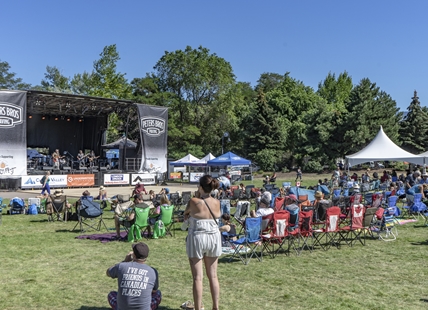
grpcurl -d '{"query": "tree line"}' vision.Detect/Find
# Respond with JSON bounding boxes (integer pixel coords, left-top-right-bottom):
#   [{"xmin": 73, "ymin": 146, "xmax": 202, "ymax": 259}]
[{"xmin": 1, "ymin": 44, "xmax": 427, "ymax": 172}]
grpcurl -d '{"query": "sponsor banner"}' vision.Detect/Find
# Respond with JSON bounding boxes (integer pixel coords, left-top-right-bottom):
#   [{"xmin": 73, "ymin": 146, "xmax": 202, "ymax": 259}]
[
  {"xmin": 21, "ymin": 174, "xmax": 67, "ymax": 188},
  {"xmin": 104, "ymin": 173, "xmax": 130, "ymax": 185},
  {"xmin": 169, "ymin": 172, "xmax": 182, "ymax": 179},
  {"xmin": 136, "ymin": 104, "xmax": 168, "ymax": 173},
  {"xmin": 130, "ymin": 173, "xmax": 156, "ymax": 185},
  {"xmin": 190, "ymin": 172, "xmax": 204, "ymax": 183},
  {"xmin": 0, "ymin": 91, "xmax": 27, "ymax": 175},
  {"xmin": 67, "ymin": 174, "xmax": 95, "ymax": 187}
]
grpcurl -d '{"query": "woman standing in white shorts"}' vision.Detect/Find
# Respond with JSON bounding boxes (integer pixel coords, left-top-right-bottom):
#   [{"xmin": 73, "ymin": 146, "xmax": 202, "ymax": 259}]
[{"xmin": 184, "ymin": 175, "xmax": 221, "ymax": 310}]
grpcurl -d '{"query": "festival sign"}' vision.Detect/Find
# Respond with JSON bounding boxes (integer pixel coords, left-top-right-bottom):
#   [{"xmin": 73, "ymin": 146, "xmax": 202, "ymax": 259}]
[
  {"xmin": 190, "ymin": 172, "xmax": 204, "ymax": 183},
  {"xmin": 130, "ymin": 173, "xmax": 156, "ymax": 185},
  {"xmin": 136, "ymin": 104, "xmax": 168, "ymax": 173},
  {"xmin": 21, "ymin": 174, "xmax": 67, "ymax": 189},
  {"xmin": 0, "ymin": 91, "xmax": 27, "ymax": 175},
  {"xmin": 103, "ymin": 173, "xmax": 130, "ymax": 185},
  {"xmin": 67, "ymin": 174, "xmax": 95, "ymax": 187}
]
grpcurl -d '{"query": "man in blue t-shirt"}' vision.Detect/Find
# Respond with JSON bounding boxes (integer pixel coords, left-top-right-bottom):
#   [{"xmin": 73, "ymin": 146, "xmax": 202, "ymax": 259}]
[{"xmin": 107, "ymin": 242, "xmax": 161, "ymax": 310}]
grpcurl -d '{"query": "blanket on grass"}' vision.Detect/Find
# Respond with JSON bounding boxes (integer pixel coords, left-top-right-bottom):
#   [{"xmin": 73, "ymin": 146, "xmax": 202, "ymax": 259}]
[{"xmin": 76, "ymin": 231, "xmax": 128, "ymax": 243}]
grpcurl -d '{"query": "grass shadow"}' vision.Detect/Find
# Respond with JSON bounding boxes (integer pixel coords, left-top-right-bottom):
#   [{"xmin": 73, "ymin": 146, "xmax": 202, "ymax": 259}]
[
  {"xmin": 29, "ymin": 219, "xmax": 50, "ymax": 222},
  {"xmin": 410, "ymin": 240, "xmax": 428, "ymax": 246},
  {"xmin": 412, "ymin": 225, "xmax": 428, "ymax": 228}
]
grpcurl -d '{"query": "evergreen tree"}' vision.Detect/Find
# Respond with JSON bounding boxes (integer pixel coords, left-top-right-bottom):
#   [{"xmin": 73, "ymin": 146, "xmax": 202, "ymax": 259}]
[
  {"xmin": 343, "ymin": 78, "xmax": 400, "ymax": 155},
  {"xmin": 399, "ymin": 90, "xmax": 428, "ymax": 153}
]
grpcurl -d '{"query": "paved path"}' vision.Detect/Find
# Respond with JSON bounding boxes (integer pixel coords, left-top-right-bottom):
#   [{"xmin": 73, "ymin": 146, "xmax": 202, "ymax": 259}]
[{"xmin": 0, "ymin": 183, "xmax": 197, "ymax": 200}]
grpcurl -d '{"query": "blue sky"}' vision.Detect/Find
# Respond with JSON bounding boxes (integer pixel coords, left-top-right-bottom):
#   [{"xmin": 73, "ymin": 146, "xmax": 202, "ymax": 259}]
[{"xmin": 2, "ymin": 0, "xmax": 427, "ymax": 111}]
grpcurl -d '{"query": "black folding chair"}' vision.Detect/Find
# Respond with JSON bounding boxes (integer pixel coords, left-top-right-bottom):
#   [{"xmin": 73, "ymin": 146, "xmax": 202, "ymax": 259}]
[{"xmin": 72, "ymin": 199, "xmax": 108, "ymax": 233}]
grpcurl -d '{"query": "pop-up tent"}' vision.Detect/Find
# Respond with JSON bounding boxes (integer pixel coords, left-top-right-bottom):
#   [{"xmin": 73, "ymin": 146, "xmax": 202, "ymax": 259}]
[
  {"xmin": 207, "ymin": 151, "xmax": 251, "ymax": 166},
  {"xmin": 189, "ymin": 153, "xmax": 216, "ymax": 166},
  {"xmin": 346, "ymin": 126, "xmax": 425, "ymax": 166},
  {"xmin": 170, "ymin": 154, "xmax": 200, "ymax": 166}
]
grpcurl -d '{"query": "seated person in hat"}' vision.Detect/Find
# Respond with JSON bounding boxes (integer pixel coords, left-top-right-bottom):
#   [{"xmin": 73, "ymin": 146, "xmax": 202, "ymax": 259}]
[
  {"xmin": 112, "ymin": 194, "xmax": 143, "ymax": 240},
  {"xmin": 96, "ymin": 186, "xmax": 108, "ymax": 200},
  {"xmin": 250, "ymin": 197, "xmax": 274, "ymax": 217},
  {"xmin": 132, "ymin": 182, "xmax": 148, "ymax": 196},
  {"xmin": 419, "ymin": 173, "xmax": 428, "ymax": 184},
  {"xmin": 106, "ymin": 242, "xmax": 161, "ymax": 310},
  {"xmin": 158, "ymin": 187, "xmax": 170, "ymax": 200},
  {"xmin": 406, "ymin": 183, "xmax": 428, "ymax": 198},
  {"xmin": 260, "ymin": 188, "xmax": 272, "ymax": 206},
  {"xmin": 74, "ymin": 190, "xmax": 91, "ymax": 210},
  {"xmin": 350, "ymin": 184, "xmax": 360, "ymax": 195}
]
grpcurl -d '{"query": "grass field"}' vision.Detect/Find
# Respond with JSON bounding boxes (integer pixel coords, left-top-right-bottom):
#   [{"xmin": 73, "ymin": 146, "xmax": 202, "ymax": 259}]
[{"xmin": 1, "ymin": 176, "xmax": 428, "ymax": 310}]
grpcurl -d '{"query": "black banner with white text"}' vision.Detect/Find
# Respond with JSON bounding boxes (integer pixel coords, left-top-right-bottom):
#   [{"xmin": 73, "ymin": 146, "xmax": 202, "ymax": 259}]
[
  {"xmin": 136, "ymin": 103, "xmax": 168, "ymax": 173},
  {"xmin": 0, "ymin": 90, "xmax": 27, "ymax": 175}
]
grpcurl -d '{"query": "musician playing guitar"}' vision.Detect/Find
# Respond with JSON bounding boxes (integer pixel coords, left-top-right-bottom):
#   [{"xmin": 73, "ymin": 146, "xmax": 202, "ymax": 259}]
[
  {"xmin": 88, "ymin": 150, "xmax": 100, "ymax": 169},
  {"xmin": 52, "ymin": 149, "xmax": 65, "ymax": 170},
  {"xmin": 77, "ymin": 150, "xmax": 88, "ymax": 167}
]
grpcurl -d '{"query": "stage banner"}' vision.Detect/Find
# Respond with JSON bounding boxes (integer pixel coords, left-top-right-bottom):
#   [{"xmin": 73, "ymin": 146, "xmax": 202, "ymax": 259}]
[
  {"xmin": 67, "ymin": 174, "xmax": 95, "ymax": 187},
  {"xmin": 0, "ymin": 90, "xmax": 27, "ymax": 176},
  {"xmin": 131, "ymin": 173, "xmax": 156, "ymax": 185},
  {"xmin": 136, "ymin": 103, "xmax": 168, "ymax": 173},
  {"xmin": 21, "ymin": 174, "xmax": 67, "ymax": 189},
  {"xmin": 103, "ymin": 173, "xmax": 130, "ymax": 185}
]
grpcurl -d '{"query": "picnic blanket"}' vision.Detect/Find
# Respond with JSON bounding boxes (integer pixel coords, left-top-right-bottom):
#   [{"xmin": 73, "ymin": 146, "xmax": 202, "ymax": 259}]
[{"xmin": 76, "ymin": 231, "xmax": 128, "ymax": 243}]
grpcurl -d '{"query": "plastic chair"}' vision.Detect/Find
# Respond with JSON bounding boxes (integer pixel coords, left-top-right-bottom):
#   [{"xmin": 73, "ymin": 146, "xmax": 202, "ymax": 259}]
[{"xmin": 128, "ymin": 204, "xmax": 151, "ymax": 242}]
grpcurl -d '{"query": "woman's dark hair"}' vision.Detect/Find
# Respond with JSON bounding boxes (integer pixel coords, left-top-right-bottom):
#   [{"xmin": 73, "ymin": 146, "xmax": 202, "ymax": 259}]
[
  {"xmin": 221, "ymin": 213, "xmax": 230, "ymax": 221},
  {"xmin": 199, "ymin": 175, "xmax": 219, "ymax": 193}
]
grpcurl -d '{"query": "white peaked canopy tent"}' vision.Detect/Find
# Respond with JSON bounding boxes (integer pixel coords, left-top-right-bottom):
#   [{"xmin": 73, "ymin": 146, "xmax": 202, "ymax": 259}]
[
  {"xmin": 170, "ymin": 154, "xmax": 200, "ymax": 166},
  {"xmin": 346, "ymin": 126, "xmax": 425, "ymax": 166},
  {"xmin": 188, "ymin": 153, "xmax": 216, "ymax": 166}
]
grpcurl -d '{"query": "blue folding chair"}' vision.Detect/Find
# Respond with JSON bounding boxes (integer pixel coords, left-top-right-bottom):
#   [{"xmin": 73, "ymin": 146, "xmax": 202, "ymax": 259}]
[
  {"xmin": 333, "ymin": 189, "xmax": 341, "ymax": 198},
  {"xmin": 229, "ymin": 217, "xmax": 262, "ymax": 265}
]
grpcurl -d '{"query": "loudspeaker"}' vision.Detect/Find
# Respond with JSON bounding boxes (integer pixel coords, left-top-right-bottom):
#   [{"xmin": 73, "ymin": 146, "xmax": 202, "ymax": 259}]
[
  {"xmin": 79, "ymin": 167, "xmax": 87, "ymax": 171},
  {"xmin": 43, "ymin": 166, "xmax": 53, "ymax": 170},
  {"xmin": 100, "ymin": 167, "xmax": 107, "ymax": 171},
  {"xmin": 62, "ymin": 166, "xmax": 71, "ymax": 171}
]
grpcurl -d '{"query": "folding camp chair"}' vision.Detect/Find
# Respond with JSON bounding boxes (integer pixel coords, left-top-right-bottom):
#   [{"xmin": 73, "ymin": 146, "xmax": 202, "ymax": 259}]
[
  {"xmin": 273, "ymin": 196, "xmax": 285, "ymax": 211},
  {"xmin": 404, "ymin": 193, "xmax": 426, "ymax": 219},
  {"xmin": 262, "ymin": 210, "xmax": 290, "ymax": 257},
  {"xmin": 181, "ymin": 191, "xmax": 192, "ymax": 207},
  {"xmin": 288, "ymin": 210, "xmax": 313, "ymax": 255},
  {"xmin": 128, "ymin": 204, "xmax": 151, "ymax": 242},
  {"xmin": 155, "ymin": 205, "xmax": 174, "ymax": 237},
  {"xmin": 48, "ymin": 195, "xmax": 67, "ymax": 222},
  {"xmin": 117, "ymin": 194, "xmax": 130, "ymax": 203},
  {"xmin": 338, "ymin": 204, "xmax": 365, "ymax": 246},
  {"xmin": 73, "ymin": 199, "xmax": 108, "ymax": 233},
  {"xmin": 232, "ymin": 200, "xmax": 250, "ymax": 228},
  {"xmin": 370, "ymin": 207, "xmax": 397, "ymax": 241},
  {"xmin": 228, "ymin": 217, "xmax": 263, "ymax": 265},
  {"xmin": 313, "ymin": 206, "xmax": 341, "ymax": 250}
]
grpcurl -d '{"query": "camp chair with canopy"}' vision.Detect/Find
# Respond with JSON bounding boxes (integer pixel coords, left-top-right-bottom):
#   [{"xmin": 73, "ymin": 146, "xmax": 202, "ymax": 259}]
[{"xmin": 72, "ymin": 199, "xmax": 108, "ymax": 233}]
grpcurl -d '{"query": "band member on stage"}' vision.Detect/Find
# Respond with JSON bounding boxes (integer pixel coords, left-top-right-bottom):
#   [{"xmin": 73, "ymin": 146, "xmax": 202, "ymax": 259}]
[
  {"xmin": 77, "ymin": 150, "xmax": 86, "ymax": 167},
  {"xmin": 88, "ymin": 150, "xmax": 99, "ymax": 169},
  {"xmin": 52, "ymin": 149, "xmax": 60, "ymax": 169}
]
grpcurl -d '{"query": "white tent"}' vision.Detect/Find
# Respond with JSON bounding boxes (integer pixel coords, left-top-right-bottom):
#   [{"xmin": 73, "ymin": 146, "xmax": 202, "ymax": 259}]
[
  {"xmin": 188, "ymin": 153, "xmax": 216, "ymax": 166},
  {"xmin": 346, "ymin": 126, "xmax": 425, "ymax": 166},
  {"xmin": 170, "ymin": 154, "xmax": 200, "ymax": 166}
]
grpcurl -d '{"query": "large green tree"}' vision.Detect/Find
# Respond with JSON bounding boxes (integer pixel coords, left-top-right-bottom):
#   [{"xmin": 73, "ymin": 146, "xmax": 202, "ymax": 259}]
[
  {"xmin": 152, "ymin": 45, "xmax": 242, "ymax": 158},
  {"xmin": 0, "ymin": 60, "xmax": 31, "ymax": 90},
  {"xmin": 399, "ymin": 90, "xmax": 428, "ymax": 153},
  {"xmin": 343, "ymin": 78, "xmax": 401, "ymax": 155},
  {"xmin": 40, "ymin": 66, "xmax": 71, "ymax": 93}
]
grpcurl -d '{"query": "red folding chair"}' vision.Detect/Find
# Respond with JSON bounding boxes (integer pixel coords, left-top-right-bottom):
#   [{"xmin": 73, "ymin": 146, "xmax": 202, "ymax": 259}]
[
  {"xmin": 273, "ymin": 196, "xmax": 285, "ymax": 211},
  {"xmin": 262, "ymin": 210, "xmax": 290, "ymax": 258},
  {"xmin": 313, "ymin": 206, "xmax": 341, "ymax": 250}
]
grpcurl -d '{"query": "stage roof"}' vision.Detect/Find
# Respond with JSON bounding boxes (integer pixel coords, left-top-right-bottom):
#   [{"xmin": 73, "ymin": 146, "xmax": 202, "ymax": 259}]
[{"xmin": 26, "ymin": 90, "xmax": 134, "ymax": 118}]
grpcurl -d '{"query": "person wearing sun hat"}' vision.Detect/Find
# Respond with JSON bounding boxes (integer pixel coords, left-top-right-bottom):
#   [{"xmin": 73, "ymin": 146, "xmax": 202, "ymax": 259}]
[
  {"xmin": 106, "ymin": 242, "xmax": 162, "ymax": 310},
  {"xmin": 96, "ymin": 185, "xmax": 108, "ymax": 200}
]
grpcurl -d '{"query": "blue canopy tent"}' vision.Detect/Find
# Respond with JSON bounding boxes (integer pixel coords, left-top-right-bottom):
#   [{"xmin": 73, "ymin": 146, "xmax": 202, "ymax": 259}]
[{"xmin": 207, "ymin": 152, "xmax": 251, "ymax": 166}]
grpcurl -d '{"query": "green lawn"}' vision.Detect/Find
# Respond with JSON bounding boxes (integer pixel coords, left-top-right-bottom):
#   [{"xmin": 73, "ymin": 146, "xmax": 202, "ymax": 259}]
[{"xmin": 1, "ymin": 192, "xmax": 428, "ymax": 310}]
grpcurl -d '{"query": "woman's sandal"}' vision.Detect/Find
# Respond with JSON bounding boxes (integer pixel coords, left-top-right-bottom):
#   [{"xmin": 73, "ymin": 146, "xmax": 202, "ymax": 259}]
[{"xmin": 180, "ymin": 301, "xmax": 204, "ymax": 310}]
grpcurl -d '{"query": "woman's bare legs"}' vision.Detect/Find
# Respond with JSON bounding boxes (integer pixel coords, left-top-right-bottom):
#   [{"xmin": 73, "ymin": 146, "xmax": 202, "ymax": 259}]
[
  {"xmin": 204, "ymin": 256, "xmax": 219, "ymax": 310},
  {"xmin": 189, "ymin": 257, "xmax": 204, "ymax": 310}
]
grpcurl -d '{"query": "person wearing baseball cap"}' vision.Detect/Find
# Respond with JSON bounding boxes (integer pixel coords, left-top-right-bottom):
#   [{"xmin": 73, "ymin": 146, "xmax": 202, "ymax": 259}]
[{"xmin": 107, "ymin": 242, "xmax": 162, "ymax": 310}]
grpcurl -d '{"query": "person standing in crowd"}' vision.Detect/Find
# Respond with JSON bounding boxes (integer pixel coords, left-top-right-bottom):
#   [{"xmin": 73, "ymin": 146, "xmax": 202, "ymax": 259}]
[
  {"xmin": 295, "ymin": 166, "xmax": 302, "ymax": 182},
  {"xmin": 106, "ymin": 242, "xmax": 162, "ymax": 310},
  {"xmin": 41, "ymin": 171, "xmax": 51, "ymax": 195},
  {"xmin": 183, "ymin": 175, "xmax": 221, "ymax": 310}
]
